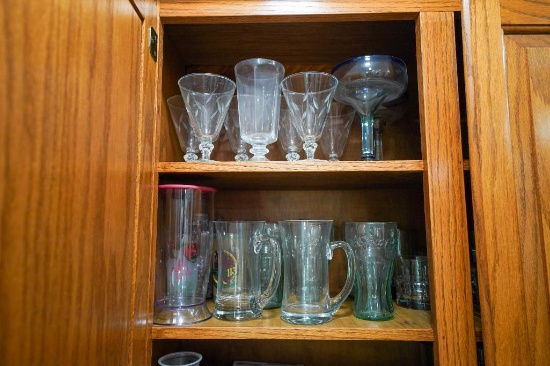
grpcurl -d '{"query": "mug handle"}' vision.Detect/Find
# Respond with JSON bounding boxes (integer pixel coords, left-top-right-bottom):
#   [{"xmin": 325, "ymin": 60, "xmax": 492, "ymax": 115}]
[
  {"xmin": 328, "ymin": 241, "xmax": 356, "ymax": 315},
  {"xmin": 255, "ymin": 236, "xmax": 281, "ymax": 310}
]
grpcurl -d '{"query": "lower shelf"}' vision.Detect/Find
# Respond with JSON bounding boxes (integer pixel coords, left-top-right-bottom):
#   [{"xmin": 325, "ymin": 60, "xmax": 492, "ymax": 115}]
[{"xmin": 152, "ymin": 300, "xmax": 440, "ymax": 342}]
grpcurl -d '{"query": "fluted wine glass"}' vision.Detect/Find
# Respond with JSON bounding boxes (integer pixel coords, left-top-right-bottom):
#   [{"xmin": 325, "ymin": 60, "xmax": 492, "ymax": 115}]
[
  {"xmin": 178, "ymin": 73, "xmax": 236, "ymax": 162},
  {"xmin": 332, "ymin": 55, "xmax": 408, "ymax": 161},
  {"xmin": 224, "ymin": 96, "xmax": 250, "ymax": 161},
  {"xmin": 166, "ymin": 95, "xmax": 199, "ymax": 162},
  {"xmin": 319, "ymin": 101, "xmax": 356, "ymax": 161},
  {"xmin": 281, "ymin": 72, "xmax": 338, "ymax": 161},
  {"xmin": 373, "ymin": 93, "xmax": 409, "ymax": 160},
  {"xmin": 278, "ymin": 97, "xmax": 303, "ymax": 161}
]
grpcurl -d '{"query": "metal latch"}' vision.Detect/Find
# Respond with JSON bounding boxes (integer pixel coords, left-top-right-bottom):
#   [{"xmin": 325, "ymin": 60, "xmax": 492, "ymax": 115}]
[{"xmin": 149, "ymin": 27, "xmax": 158, "ymax": 62}]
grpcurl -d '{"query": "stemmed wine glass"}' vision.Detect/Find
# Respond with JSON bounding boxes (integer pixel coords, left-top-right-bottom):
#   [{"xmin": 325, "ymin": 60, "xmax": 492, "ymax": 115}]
[
  {"xmin": 178, "ymin": 73, "xmax": 236, "ymax": 162},
  {"xmin": 166, "ymin": 95, "xmax": 199, "ymax": 162},
  {"xmin": 278, "ymin": 97, "xmax": 303, "ymax": 161},
  {"xmin": 224, "ymin": 96, "xmax": 250, "ymax": 161},
  {"xmin": 331, "ymin": 55, "xmax": 408, "ymax": 161},
  {"xmin": 319, "ymin": 101, "xmax": 356, "ymax": 161},
  {"xmin": 281, "ymin": 72, "xmax": 339, "ymax": 161},
  {"xmin": 373, "ymin": 93, "xmax": 409, "ymax": 160},
  {"xmin": 234, "ymin": 58, "xmax": 285, "ymax": 161}
]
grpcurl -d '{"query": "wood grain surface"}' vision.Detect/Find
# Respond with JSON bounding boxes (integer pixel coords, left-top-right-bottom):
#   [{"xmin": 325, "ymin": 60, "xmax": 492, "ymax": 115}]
[
  {"xmin": 500, "ymin": 0, "xmax": 550, "ymax": 25},
  {"xmin": 160, "ymin": 0, "xmax": 460, "ymax": 24},
  {"xmin": 152, "ymin": 300, "xmax": 435, "ymax": 341},
  {"xmin": 461, "ymin": 0, "xmax": 548, "ymax": 365},
  {"xmin": 0, "ymin": 0, "xmax": 158, "ymax": 365},
  {"xmin": 415, "ymin": 12, "xmax": 477, "ymax": 365},
  {"xmin": 504, "ymin": 34, "xmax": 550, "ymax": 365}
]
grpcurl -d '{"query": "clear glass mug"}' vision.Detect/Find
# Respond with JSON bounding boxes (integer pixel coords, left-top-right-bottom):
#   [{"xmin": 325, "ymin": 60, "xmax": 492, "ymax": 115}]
[
  {"xmin": 278, "ymin": 220, "xmax": 356, "ymax": 325},
  {"xmin": 213, "ymin": 221, "xmax": 281, "ymax": 321},
  {"xmin": 345, "ymin": 222, "xmax": 398, "ymax": 321},
  {"xmin": 261, "ymin": 223, "xmax": 284, "ymax": 309}
]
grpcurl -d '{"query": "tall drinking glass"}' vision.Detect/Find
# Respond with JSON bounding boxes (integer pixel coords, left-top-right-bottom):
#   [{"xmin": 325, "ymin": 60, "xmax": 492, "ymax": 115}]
[
  {"xmin": 281, "ymin": 72, "xmax": 338, "ymax": 161},
  {"xmin": 178, "ymin": 73, "xmax": 236, "ymax": 162},
  {"xmin": 234, "ymin": 58, "xmax": 285, "ymax": 161},
  {"xmin": 345, "ymin": 222, "xmax": 398, "ymax": 320}
]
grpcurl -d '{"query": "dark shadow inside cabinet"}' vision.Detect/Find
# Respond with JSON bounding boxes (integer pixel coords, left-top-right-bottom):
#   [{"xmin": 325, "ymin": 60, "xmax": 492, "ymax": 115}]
[{"xmin": 152, "ymin": 339, "xmax": 433, "ymax": 366}]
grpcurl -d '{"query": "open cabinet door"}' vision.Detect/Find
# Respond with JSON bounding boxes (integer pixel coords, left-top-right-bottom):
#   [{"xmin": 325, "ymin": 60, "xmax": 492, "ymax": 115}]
[
  {"xmin": 461, "ymin": 0, "xmax": 550, "ymax": 364},
  {"xmin": 0, "ymin": 0, "xmax": 159, "ymax": 364}
]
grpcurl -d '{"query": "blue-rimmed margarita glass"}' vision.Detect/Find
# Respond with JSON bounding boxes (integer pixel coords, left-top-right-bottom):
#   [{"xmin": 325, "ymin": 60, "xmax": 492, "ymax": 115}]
[{"xmin": 331, "ymin": 55, "xmax": 408, "ymax": 161}]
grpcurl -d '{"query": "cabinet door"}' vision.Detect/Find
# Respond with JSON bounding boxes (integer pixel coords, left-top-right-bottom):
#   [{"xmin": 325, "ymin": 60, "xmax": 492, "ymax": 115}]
[
  {"xmin": 461, "ymin": 0, "xmax": 550, "ymax": 363},
  {"xmin": 0, "ymin": 0, "xmax": 158, "ymax": 365},
  {"xmin": 504, "ymin": 34, "xmax": 550, "ymax": 365}
]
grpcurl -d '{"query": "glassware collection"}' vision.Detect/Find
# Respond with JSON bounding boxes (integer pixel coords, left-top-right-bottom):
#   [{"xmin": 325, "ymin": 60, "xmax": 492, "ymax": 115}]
[
  {"xmin": 155, "ymin": 56, "xmax": 424, "ymax": 366},
  {"xmin": 154, "ymin": 186, "xmax": 430, "ymax": 327},
  {"xmin": 167, "ymin": 55, "xmax": 408, "ymax": 162}
]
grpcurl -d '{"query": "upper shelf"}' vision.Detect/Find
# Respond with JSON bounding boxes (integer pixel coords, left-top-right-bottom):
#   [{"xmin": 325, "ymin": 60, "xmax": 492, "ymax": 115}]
[
  {"xmin": 160, "ymin": 0, "xmax": 461, "ymax": 24},
  {"xmin": 159, "ymin": 160, "xmax": 425, "ymax": 190},
  {"xmin": 159, "ymin": 161, "xmax": 470, "ymax": 190}
]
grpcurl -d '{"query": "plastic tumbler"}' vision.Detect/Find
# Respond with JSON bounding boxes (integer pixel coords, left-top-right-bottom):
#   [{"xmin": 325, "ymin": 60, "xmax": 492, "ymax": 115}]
[{"xmin": 154, "ymin": 185, "xmax": 216, "ymax": 325}]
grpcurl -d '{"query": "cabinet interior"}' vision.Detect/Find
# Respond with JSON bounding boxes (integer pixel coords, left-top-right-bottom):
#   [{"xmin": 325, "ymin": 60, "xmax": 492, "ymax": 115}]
[{"xmin": 155, "ymin": 14, "xmax": 474, "ymax": 366}]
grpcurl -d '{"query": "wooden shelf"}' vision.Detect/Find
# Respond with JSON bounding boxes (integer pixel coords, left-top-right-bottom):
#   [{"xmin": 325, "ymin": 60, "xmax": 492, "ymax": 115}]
[
  {"xmin": 152, "ymin": 300, "xmax": 435, "ymax": 341},
  {"xmin": 158, "ymin": 160, "xmax": 470, "ymax": 190},
  {"xmin": 158, "ymin": 160, "xmax": 425, "ymax": 189},
  {"xmin": 160, "ymin": 0, "xmax": 461, "ymax": 24}
]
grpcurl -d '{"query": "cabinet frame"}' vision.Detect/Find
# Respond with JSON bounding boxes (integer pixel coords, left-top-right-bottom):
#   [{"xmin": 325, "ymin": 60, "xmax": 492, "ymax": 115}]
[{"xmin": 152, "ymin": 4, "xmax": 477, "ymax": 365}]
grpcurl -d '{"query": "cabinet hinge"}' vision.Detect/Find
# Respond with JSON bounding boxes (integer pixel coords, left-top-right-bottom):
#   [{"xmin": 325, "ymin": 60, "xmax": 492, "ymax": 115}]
[{"xmin": 149, "ymin": 26, "xmax": 158, "ymax": 62}]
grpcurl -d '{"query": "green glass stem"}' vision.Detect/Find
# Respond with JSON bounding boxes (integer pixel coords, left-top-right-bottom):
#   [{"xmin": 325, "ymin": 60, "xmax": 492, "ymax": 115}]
[{"xmin": 360, "ymin": 113, "xmax": 376, "ymax": 161}]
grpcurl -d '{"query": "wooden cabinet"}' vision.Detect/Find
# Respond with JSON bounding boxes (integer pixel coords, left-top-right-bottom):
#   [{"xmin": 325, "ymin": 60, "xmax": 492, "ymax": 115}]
[
  {"xmin": 461, "ymin": 0, "xmax": 550, "ymax": 365},
  {"xmin": 14, "ymin": 0, "xmax": 549, "ymax": 365},
  {"xmin": 153, "ymin": 1, "xmax": 477, "ymax": 365},
  {"xmin": 1, "ymin": 0, "xmax": 158, "ymax": 365}
]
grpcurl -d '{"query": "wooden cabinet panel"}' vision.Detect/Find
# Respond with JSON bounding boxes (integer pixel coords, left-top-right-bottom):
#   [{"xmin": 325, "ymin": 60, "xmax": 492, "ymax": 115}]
[
  {"xmin": 504, "ymin": 34, "xmax": 550, "ymax": 365},
  {"xmin": 0, "ymin": 0, "xmax": 158, "ymax": 364},
  {"xmin": 416, "ymin": 12, "xmax": 477, "ymax": 365},
  {"xmin": 500, "ymin": 0, "xmax": 550, "ymax": 25},
  {"xmin": 462, "ymin": 0, "xmax": 550, "ymax": 363}
]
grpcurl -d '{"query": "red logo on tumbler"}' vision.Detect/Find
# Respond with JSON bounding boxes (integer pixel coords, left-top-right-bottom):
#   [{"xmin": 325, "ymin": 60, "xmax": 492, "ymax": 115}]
[{"xmin": 184, "ymin": 242, "xmax": 198, "ymax": 262}]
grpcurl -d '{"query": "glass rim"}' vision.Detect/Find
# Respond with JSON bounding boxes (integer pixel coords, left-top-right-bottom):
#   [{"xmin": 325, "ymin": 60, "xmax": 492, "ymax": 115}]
[
  {"xmin": 280, "ymin": 71, "xmax": 338, "ymax": 95},
  {"xmin": 234, "ymin": 58, "xmax": 285, "ymax": 81},
  {"xmin": 331, "ymin": 54, "xmax": 407, "ymax": 75},
  {"xmin": 178, "ymin": 73, "xmax": 236, "ymax": 95},
  {"xmin": 158, "ymin": 184, "xmax": 216, "ymax": 192}
]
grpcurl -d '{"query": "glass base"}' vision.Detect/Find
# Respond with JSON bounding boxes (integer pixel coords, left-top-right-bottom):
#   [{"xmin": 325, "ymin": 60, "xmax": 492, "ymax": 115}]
[
  {"xmin": 396, "ymin": 298, "xmax": 431, "ymax": 310},
  {"xmin": 359, "ymin": 154, "xmax": 376, "ymax": 161},
  {"xmin": 353, "ymin": 310, "xmax": 394, "ymax": 321},
  {"xmin": 154, "ymin": 300, "xmax": 211, "ymax": 325},
  {"xmin": 280, "ymin": 312, "xmax": 332, "ymax": 325},
  {"xmin": 249, "ymin": 155, "xmax": 270, "ymax": 162},
  {"xmin": 280, "ymin": 304, "xmax": 333, "ymax": 325},
  {"xmin": 213, "ymin": 295, "xmax": 263, "ymax": 321}
]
